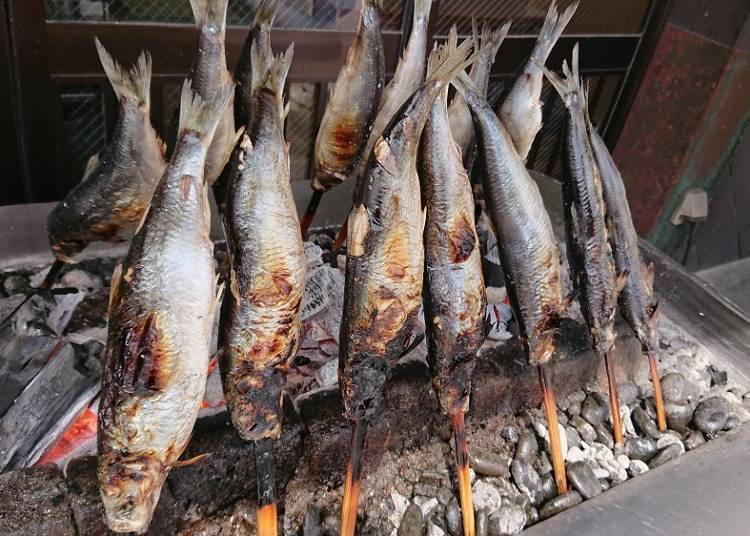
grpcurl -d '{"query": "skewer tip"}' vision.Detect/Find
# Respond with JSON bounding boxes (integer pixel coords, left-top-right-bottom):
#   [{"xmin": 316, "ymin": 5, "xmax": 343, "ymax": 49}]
[
  {"xmin": 257, "ymin": 502, "xmax": 279, "ymax": 536},
  {"xmin": 538, "ymin": 364, "xmax": 568, "ymax": 494},
  {"xmin": 648, "ymin": 351, "xmax": 667, "ymax": 432},
  {"xmin": 451, "ymin": 411, "xmax": 475, "ymax": 536}
]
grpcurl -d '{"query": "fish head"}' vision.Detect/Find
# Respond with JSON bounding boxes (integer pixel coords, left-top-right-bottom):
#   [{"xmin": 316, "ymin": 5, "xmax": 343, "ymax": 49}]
[{"xmin": 98, "ymin": 453, "xmax": 166, "ymax": 533}]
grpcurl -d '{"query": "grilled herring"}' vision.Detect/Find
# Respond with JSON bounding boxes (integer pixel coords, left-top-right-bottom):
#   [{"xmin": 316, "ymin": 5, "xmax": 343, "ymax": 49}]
[
  {"xmin": 312, "ymin": 0, "xmax": 385, "ymax": 192},
  {"xmin": 98, "ymin": 81, "xmax": 232, "ymax": 534},
  {"xmin": 421, "ymin": 29, "xmax": 488, "ymax": 536},
  {"xmin": 452, "ymin": 70, "xmax": 568, "ymax": 494},
  {"xmin": 543, "ymin": 44, "xmax": 624, "ymax": 444},
  {"xmin": 219, "ymin": 45, "xmax": 305, "ymax": 445},
  {"xmin": 448, "ymin": 20, "xmax": 511, "ymax": 167},
  {"xmin": 47, "ymin": 39, "xmax": 165, "ymax": 262},
  {"xmin": 589, "ymin": 125, "xmax": 666, "ymax": 431},
  {"xmin": 188, "ymin": 0, "xmax": 239, "ymax": 186},
  {"xmin": 339, "ymin": 37, "xmax": 477, "ymax": 536},
  {"xmin": 498, "ymin": 1, "xmax": 578, "ymax": 161}
]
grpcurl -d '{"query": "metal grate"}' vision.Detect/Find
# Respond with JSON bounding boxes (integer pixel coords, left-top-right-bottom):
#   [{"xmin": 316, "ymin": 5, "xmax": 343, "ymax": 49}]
[
  {"xmin": 286, "ymin": 82, "xmax": 317, "ymax": 182},
  {"xmin": 45, "ymin": 0, "xmax": 404, "ymax": 30},
  {"xmin": 432, "ymin": 0, "xmax": 651, "ymax": 37},
  {"xmin": 58, "ymin": 84, "xmax": 107, "ymax": 190}
]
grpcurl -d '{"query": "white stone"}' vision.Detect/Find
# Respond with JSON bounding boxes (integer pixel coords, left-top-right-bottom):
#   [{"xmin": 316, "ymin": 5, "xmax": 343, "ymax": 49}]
[
  {"xmin": 61, "ymin": 269, "xmax": 101, "ymax": 290},
  {"xmin": 427, "ymin": 522, "xmax": 445, "ymax": 536},
  {"xmin": 314, "ymin": 358, "xmax": 339, "ymax": 387},
  {"xmin": 656, "ymin": 434, "xmax": 685, "ymax": 453},
  {"xmin": 592, "ymin": 466, "xmax": 610, "ymax": 480},
  {"xmin": 620, "ymin": 405, "xmax": 637, "ymax": 438},
  {"xmin": 415, "ymin": 496, "xmax": 439, "ymax": 517},
  {"xmin": 615, "ymin": 454, "xmax": 631, "ymax": 471},
  {"xmin": 534, "ymin": 422, "xmax": 568, "ymax": 458},
  {"xmin": 629, "ymin": 460, "xmax": 649, "ymax": 476},
  {"xmin": 472, "ymin": 479, "xmax": 504, "ymax": 513},
  {"xmin": 491, "ymin": 503, "xmax": 526, "ymax": 535},
  {"xmin": 388, "ymin": 491, "xmax": 409, "ymax": 528},
  {"xmin": 565, "ymin": 446, "xmax": 586, "ymax": 464}
]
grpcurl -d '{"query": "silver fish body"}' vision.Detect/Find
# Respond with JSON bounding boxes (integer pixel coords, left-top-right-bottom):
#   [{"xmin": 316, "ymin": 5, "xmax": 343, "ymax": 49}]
[
  {"xmin": 454, "ymin": 72, "xmax": 565, "ymax": 365},
  {"xmin": 498, "ymin": 1, "xmax": 577, "ymax": 161},
  {"xmin": 421, "ymin": 46, "xmax": 487, "ymax": 415},
  {"xmin": 590, "ymin": 128, "xmax": 658, "ymax": 352},
  {"xmin": 219, "ymin": 48, "xmax": 306, "ymax": 441},
  {"xmin": 47, "ymin": 41, "xmax": 165, "ymax": 262},
  {"xmin": 312, "ymin": 0, "xmax": 385, "ymax": 191},
  {"xmin": 98, "ymin": 82, "xmax": 232, "ymax": 534},
  {"xmin": 189, "ymin": 0, "xmax": 237, "ymax": 185},
  {"xmin": 340, "ymin": 38, "xmax": 475, "ymax": 422}
]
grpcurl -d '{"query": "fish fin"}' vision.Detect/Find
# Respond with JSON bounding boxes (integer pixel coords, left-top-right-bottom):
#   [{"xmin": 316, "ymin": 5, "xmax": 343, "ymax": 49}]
[
  {"xmin": 364, "ymin": 0, "xmax": 384, "ymax": 10},
  {"xmin": 173, "ymin": 452, "xmax": 211, "ymax": 468},
  {"xmin": 253, "ymin": 0, "xmax": 280, "ymax": 28},
  {"xmin": 481, "ymin": 20, "xmax": 512, "ymax": 62},
  {"xmin": 233, "ymin": 126, "xmax": 245, "ymax": 147},
  {"xmin": 80, "ymin": 153, "xmax": 99, "ymax": 182},
  {"xmin": 542, "ymin": 42, "xmax": 586, "ymax": 110},
  {"xmin": 425, "ymin": 28, "xmax": 478, "ymax": 90},
  {"xmin": 108, "ymin": 262, "xmax": 124, "ymax": 312},
  {"xmin": 189, "ymin": 0, "xmax": 228, "ymax": 33},
  {"xmin": 263, "ymin": 44, "xmax": 294, "ymax": 102},
  {"xmin": 178, "ymin": 79, "xmax": 233, "ymax": 148},
  {"xmin": 95, "ymin": 38, "xmax": 151, "ymax": 108},
  {"xmin": 422, "ymin": 206, "xmax": 428, "ymax": 234},
  {"xmin": 426, "ymin": 26, "xmax": 457, "ymax": 78},
  {"xmin": 644, "ymin": 262, "xmax": 655, "ymax": 289},
  {"xmin": 134, "ymin": 203, "xmax": 151, "ymax": 234},
  {"xmin": 413, "ymin": 0, "xmax": 433, "ymax": 24},
  {"xmin": 616, "ymin": 269, "xmax": 630, "ymax": 293},
  {"xmin": 531, "ymin": 0, "xmax": 578, "ymax": 65},
  {"xmin": 283, "ymin": 101, "xmax": 291, "ymax": 120},
  {"xmin": 347, "ymin": 203, "xmax": 370, "ymax": 257}
]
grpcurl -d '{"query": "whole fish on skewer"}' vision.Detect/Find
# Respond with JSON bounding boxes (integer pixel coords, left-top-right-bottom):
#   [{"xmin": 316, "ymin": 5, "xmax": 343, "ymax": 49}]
[
  {"xmin": 421, "ymin": 28, "xmax": 487, "ymax": 536},
  {"xmin": 451, "ymin": 70, "xmax": 569, "ymax": 494},
  {"xmin": 311, "ymin": 0, "xmax": 385, "ymax": 193},
  {"xmin": 543, "ymin": 44, "xmax": 624, "ymax": 445},
  {"xmin": 338, "ymin": 38, "xmax": 477, "ymax": 536},
  {"xmin": 188, "ymin": 0, "xmax": 239, "ymax": 186},
  {"xmin": 219, "ymin": 44, "xmax": 305, "ymax": 536},
  {"xmin": 498, "ymin": 1, "xmax": 578, "ymax": 161},
  {"xmin": 98, "ymin": 81, "xmax": 232, "ymax": 534},
  {"xmin": 47, "ymin": 39, "xmax": 165, "ymax": 263},
  {"xmin": 448, "ymin": 19, "xmax": 511, "ymax": 167},
  {"xmin": 588, "ymin": 125, "xmax": 666, "ymax": 431}
]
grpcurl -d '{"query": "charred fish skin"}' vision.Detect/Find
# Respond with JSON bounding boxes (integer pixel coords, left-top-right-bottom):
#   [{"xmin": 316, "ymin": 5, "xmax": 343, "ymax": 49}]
[
  {"xmin": 544, "ymin": 45, "xmax": 618, "ymax": 356},
  {"xmin": 453, "ymin": 72, "xmax": 565, "ymax": 366},
  {"xmin": 353, "ymin": 0, "xmax": 433, "ymax": 192},
  {"xmin": 448, "ymin": 20, "xmax": 511, "ymax": 166},
  {"xmin": 421, "ymin": 31, "xmax": 487, "ymax": 415},
  {"xmin": 498, "ymin": 1, "xmax": 577, "ymax": 161},
  {"xmin": 189, "ymin": 0, "xmax": 238, "ymax": 186},
  {"xmin": 340, "ymin": 38, "xmax": 477, "ymax": 422},
  {"xmin": 312, "ymin": 0, "xmax": 385, "ymax": 192},
  {"xmin": 219, "ymin": 47, "xmax": 306, "ymax": 442},
  {"xmin": 47, "ymin": 40, "xmax": 165, "ymax": 262},
  {"xmin": 98, "ymin": 81, "xmax": 232, "ymax": 535},
  {"xmin": 589, "ymin": 128, "xmax": 658, "ymax": 352},
  {"xmin": 233, "ymin": 0, "xmax": 279, "ymax": 128}
]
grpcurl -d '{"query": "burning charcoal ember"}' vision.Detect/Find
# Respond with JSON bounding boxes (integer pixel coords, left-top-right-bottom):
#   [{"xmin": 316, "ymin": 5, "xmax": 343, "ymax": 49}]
[
  {"xmin": 35, "ymin": 401, "xmax": 99, "ymax": 469},
  {"xmin": 0, "ymin": 340, "xmax": 102, "ymax": 472}
]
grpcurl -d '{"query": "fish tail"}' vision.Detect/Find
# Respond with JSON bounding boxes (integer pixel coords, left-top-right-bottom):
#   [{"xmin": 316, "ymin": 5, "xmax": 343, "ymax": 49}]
[
  {"xmin": 178, "ymin": 79, "xmax": 233, "ymax": 149},
  {"xmin": 532, "ymin": 0, "xmax": 578, "ymax": 64},
  {"xmin": 95, "ymin": 38, "xmax": 152, "ymax": 108},
  {"xmin": 261, "ymin": 44, "xmax": 294, "ymax": 105},
  {"xmin": 253, "ymin": 0, "xmax": 280, "ymax": 28},
  {"xmin": 484, "ymin": 20, "xmax": 512, "ymax": 58},
  {"xmin": 189, "ymin": 0, "xmax": 228, "ymax": 33},
  {"xmin": 413, "ymin": 0, "xmax": 433, "ymax": 24},
  {"xmin": 364, "ymin": 0, "xmax": 384, "ymax": 10},
  {"xmin": 450, "ymin": 68, "xmax": 483, "ymax": 108},
  {"xmin": 541, "ymin": 42, "xmax": 586, "ymax": 110},
  {"xmin": 426, "ymin": 28, "xmax": 476, "ymax": 89}
]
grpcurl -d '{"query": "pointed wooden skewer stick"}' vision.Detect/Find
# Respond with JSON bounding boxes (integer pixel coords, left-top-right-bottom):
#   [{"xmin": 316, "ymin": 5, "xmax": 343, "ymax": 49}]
[
  {"xmin": 340, "ymin": 420, "xmax": 367, "ymax": 536},
  {"xmin": 538, "ymin": 364, "xmax": 568, "ymax": 494},
  {"xmin": 255, "ymin": 438, "xmax": 279, "ymax": 536},
  {"xmin": 0, "ymin": 258, "xmax": 65, "ymax": 327},
  {"xmin": 648, "ymin": 352, "xmax": 667, "ymax": 432},
  {"xmin": 300, "ymin": 190, "xmax": 324, "ymax": 238},
  {"xmin": 332, "ymin": 219, "xmax": 348, "ymax": 252},
  {"xmin": 451, "ymin": 411, "xmax": 475, "ymax": 536},
  {"xmin": 603, "ymin": 351, "xmax": 624, "ymax": 445}
]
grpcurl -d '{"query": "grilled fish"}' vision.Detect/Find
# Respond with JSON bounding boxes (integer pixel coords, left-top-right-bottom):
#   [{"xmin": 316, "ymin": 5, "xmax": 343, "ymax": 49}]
[
  {"xmin": 218, "ymin": 46, "xmax": 306, "ymax": 441},
  {"xmin": 353, "ymin": 0, "xmax": 433, "ymax": 192},
  {"xmin": 312, "ymin": 0, "xmax": 384, "ymax": 192},
  {"xmin": 589, "ymin": 127, "xmax": 658, "ymax": 352},
  {"xmin": 448, "ymin": 20, "xmax": 511, "ymax": 166},
  {"xmin": 452, "ymin": 72, "xmax": 565, "ymax": 365},
  {"xmin": 98, "ymin": 81, "xmax": 232, "ymax": 534},
  {"xmin": 47, "ymin": 40, "xmax": 165, "ymax": 262},
  {"xmin": 188, "ymin": 0, "xmax": 238, "ymax": 185},
  {"xmin": 544, "ymin": 44, "xmax": 618, "ymax": 356},
  {"xmin": 233, "ymin": 0, "xmax": 279, "ymax": 128},
  {"xmin": 498, "ymin": 1, "xmax": 577, "ymax": 161},
  {"xmin": 340, "ymin": 37, "xmax": 476, "ymax": 422},
  {"xmin": 421, "ymin": 31, "xmax": 487, "ymax": 415}
]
